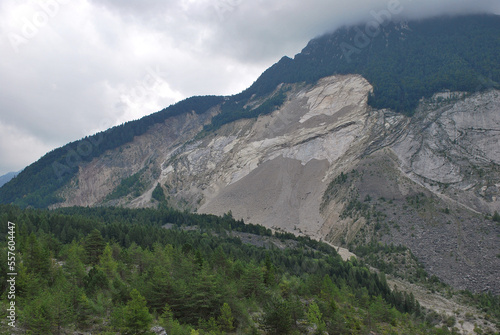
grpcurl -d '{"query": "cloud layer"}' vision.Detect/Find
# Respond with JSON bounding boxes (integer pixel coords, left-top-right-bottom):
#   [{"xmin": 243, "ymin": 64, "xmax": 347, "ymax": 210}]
[{"xmin": 0, "ymin": 0, "xmax": 499, "ymax": 175}]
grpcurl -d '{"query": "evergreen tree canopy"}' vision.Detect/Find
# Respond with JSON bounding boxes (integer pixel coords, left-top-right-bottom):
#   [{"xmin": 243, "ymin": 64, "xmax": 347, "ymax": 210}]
[{"xmin": 1, "ymin": 204, "xmax": 499, "ymax": 334}]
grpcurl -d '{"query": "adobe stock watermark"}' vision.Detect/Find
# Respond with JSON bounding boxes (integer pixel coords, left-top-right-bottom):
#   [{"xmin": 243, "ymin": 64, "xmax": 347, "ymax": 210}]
[
  {"xmin": 213, "ymin": 0, "xmax": 243, "ymax": 21},
  {"xmin": 120, "ymin": 66, "xmax": 170, "ymax": 108},
  {"xmin": 8, "ymin": 0, "xmax": 69, "ymax": 53},
  {"xmin": 51, "ymin": 66, "xmax": 169, "ymax": 181},
  {"xmin": 51, "ymin": 121, "xmax": 109, "ymax": 182},
  {"xmin": 6, "ymin": 221, "xmax": 17, "ymax": 328},
  {"xmin": 340, "ymin": 0, "xmax": 412, "ymax": 63}
]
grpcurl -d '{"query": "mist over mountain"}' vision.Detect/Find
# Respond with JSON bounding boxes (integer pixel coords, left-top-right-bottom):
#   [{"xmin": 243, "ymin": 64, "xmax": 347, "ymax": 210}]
[{"xmin": 238, "ymin": 14, "xmax": 500, "ymax": 112}]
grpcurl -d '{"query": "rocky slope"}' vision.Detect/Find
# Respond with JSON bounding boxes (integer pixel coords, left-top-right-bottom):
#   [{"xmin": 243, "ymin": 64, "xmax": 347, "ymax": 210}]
[{"xmin": 53, "ymin": 74, "xmax": 500, "ymax": 294}]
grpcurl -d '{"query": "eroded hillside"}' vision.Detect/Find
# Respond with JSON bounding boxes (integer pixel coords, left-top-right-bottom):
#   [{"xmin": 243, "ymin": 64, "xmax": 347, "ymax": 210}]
[{"xmin": 54, "ymin": 74, "xmax": 500, "ymax": 294}]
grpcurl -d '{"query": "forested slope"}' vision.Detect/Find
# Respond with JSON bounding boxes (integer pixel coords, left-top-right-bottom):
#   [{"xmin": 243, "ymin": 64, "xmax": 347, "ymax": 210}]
[
  {"xmin": 237, "ymin": 14, "xmax": 500, "ymax": 113},
  {"xmin": 2, "ymin": 205, "xmax": 493, "ymax": 334},
  {"xmin": 0, "ymin": 96, "xmax": 223, "ymax": 208}
]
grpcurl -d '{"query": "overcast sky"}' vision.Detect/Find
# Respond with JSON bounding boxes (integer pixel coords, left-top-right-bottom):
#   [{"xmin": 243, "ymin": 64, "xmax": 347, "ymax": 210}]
[{"xmin": 0, "ymin": 0, "xmax": 499, "ymax": 175}]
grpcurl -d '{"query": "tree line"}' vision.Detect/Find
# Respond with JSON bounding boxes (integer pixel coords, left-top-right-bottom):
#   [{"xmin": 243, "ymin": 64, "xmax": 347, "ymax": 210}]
[{"xmin": 0, "ymin": 204, "xmax": 477, "ymax": 334}]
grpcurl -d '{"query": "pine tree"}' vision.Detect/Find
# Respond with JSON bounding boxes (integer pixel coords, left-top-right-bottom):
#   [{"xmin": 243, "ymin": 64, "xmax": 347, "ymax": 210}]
[
  {"xmin": 84, "ymin": 266, "xmax": 109, "ymax": 295},
  {"xmin": 261, "ymin": 296, "xmax": 293, "ymax": 335},
  {"xmin": 145, "ymin": 265, "xmax": 175, "ymax": 312},
  {"xmin": 22, "ymin": 294, "xmax": 54, "ymax": 335},
  {"xmin": 64, "ymin": 242, "xmax": 86, "ymax": 288},
  {"xmin": 188, "ymin": 265, "xmax": 223, "ymax": 321},
  {"xmin": 264, "ymin": 253, "xmax": 276, "ymax": 286},
  {"xmin": 24, "ymin": 233, "xmax": 52, "ymax": 278},
  {"xmin": 288, "ymin": 296, "xmax": 305, "ymax": 329},
  {"xmin": 218, "ymin": 302, "xmax": 235, "ymax": 332},
  {"xmin": 51, "ymin": 276, "xmax": 74, "ymax": 335},
  {"xmin": 15, "ymin": 262, "xmax": 43, "ymax": 299},
  {"xmin": 98, "ymin": 243, "xmax": 118, "ymax": 279},
  {"xmin": 75, "ymin": 292, "xmax": 94, "ymax": 329},
  {"xmin": 307, "ymin": 302, "xmax": 326, "ymax": 335},
  {"xmin": 83, "ymin": 229, "xmax": 105, "ymax": 265},
  {"xmin": 242, "ymin": 263, "xmax": 265, "ymax": 298},
  {"xmin": 369, "ymin": 295, "xmax": 392, "ymax": 324},
  {"xmin": 123, "ymin": 289, "xmax": 153, "ymax": 334}
]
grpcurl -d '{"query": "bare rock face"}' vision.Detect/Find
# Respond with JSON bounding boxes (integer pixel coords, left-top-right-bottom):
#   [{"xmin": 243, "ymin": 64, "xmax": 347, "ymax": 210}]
[
  {"xmin": 56, "ymin": 75, "xmax": 500, "ymax": 293},
  {"xmin": 392, "ymin": 91, "xmax": 500, "ymax": 214},
  {"xmin": 56, "ymin": 109, "xmax": 216, "ymax": 208},
  {"xmin": 184, "ymin": 75, "xmax": 376, "ymax": 237}
]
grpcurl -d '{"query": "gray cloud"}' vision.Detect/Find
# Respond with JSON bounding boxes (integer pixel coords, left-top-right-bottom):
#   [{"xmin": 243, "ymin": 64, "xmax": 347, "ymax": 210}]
[{"xmin": 0, "ymin": 0, "xmax": 498, "ymax": 175}]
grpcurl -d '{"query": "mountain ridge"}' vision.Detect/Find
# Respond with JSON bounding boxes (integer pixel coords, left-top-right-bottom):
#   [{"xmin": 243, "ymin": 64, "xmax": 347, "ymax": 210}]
[
  {"xmin": 237, "ymin": 14, "xmax": 500, "ymax": 111},
  {"xmin": 0, "ymin": 171, "xmax": 18, "ymax": 188},
  {"xmin": 40, "ymin": 72, "xmax": 500, "ymax": 294},
  {"xmin": 2, "ymin": 14, "xmax": 500, "ymax": 208},
  {"xmin": 1, "ymin": 14, "xmax": 500, "ymax": 296}
]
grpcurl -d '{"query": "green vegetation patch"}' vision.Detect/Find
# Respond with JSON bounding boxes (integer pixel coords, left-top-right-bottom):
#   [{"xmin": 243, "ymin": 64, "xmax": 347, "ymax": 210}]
[
  {"xmin": 204, "ymin": 88, "xmax": 287, "ymax": 133},
  {"xmin": 0, "ymin": 204, "xmax": 473, "ymax": 334},
  {"xmin": 0, "ymin": 96, "xmax": 223, "ymax": 208},
  {"xmin": 105, "ymin": 171, "xmax": 147, "ymax": 201},
  {"xmin": 238, "ymin": 15, "xmax": 500, "ymax": 114}
]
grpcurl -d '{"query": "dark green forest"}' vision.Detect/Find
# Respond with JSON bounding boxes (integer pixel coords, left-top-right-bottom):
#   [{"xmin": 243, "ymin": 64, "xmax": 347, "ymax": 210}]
[
  {"xmin": 236, "ymin": 14, "xmax": 500, "ymax": 113},
  {"xmin": 0, "ymin": 96, "xmax": 223, "ymax": 209},
  {"xmin": 2, "ymin": 204, "xmax": 492, "ymax": 334}
]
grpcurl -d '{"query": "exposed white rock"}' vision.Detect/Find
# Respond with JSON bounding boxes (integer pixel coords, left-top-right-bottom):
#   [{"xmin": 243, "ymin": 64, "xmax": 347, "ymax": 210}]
[
  {"xmin": 300, "ymin": 75, "xmax": 371, "ymax": 123},
  {"xmin": 147, "ymin": 75, "xmax": 375, "ymax": 239},
  {"xmin": 56, "ymin": 75, "xmax": 500, "ymax": 243},
  {"xmin": 53, "ymin": 74, "xmax": 500, "ymax": 296},
  {"xmin": 392, "ymin": 90, "xmax": 500, "ymax": 213}
]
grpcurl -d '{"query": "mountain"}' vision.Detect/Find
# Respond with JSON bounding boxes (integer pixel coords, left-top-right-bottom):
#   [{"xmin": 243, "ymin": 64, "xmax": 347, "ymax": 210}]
[
  {"xmin": 1, "ymin": 14, "xmax": 500, "ymax": 297},
  {"xmin": 237, "ymin": 14, "xmax": 500, "ymax": 113},
  {"xmin": 0, "ymin": 171, "xmax": 18, "ymax": 188},
  {"xmin": 2, "ymin": 14, "xmax": 500, "ymax": 209}
]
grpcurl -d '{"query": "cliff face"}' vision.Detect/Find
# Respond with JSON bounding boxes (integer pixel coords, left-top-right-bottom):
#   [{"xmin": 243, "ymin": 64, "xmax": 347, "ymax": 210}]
[
  {"xmin": 392, "ymin": 90, "xmax": 500, "ymax": 213},
  {"xmin": 55, "ymin": 74, "xmax": 500, "ymax": 293}
]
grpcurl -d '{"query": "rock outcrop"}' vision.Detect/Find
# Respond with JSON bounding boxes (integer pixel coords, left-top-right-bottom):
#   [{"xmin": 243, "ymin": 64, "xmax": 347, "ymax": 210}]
[{"xmin": 55, "ymin": 74, "xmax": 500, "ymax": 293}]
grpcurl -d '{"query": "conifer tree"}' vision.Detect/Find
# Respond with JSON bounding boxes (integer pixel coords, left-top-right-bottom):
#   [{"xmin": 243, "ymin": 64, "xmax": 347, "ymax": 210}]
[
  {"xmin": 75, "ymin": 292, "xmax": 94, "ymax": 329},
  {"xmin": 218, "ymin": 302, "xmax": 235, "ymax": 332},
  {"xmin": 83, "ymin": 229, "xmax": 105, "ymax": 265},
  {"xmin": 51, "ymin": 276, "xmax": 74, "ymax": 335},
  {"xmin": 307, "ymin": 302, "xmax": 326, "ymax": 335},
  {"xmin": 24, "ymin": 233, "xmax": 51, "ymax": 278},
  {"xmin": 123, "ymin": 289, "xmax": 153, "ymax": 334},
  {"xmin": 64, "ymin": 241, "xmax": 86, "ymax": 288},
  {"xmin": 99, "ymin": 243, "xmax": 118, "ymax": 279},
  {"xmin": 264, "ymin": 253, "xmax": 276, "ymax": 285},
  {"xmin": 261, "ymin": 296, "xmax": 293, "ymax": 335},
  {"xmin": 145, "ymin": 265, "xmax": 174, "ymax": 312},
  {"xmin": 242, "ymin": 263, "xmax": 265, "ymax": 298}
]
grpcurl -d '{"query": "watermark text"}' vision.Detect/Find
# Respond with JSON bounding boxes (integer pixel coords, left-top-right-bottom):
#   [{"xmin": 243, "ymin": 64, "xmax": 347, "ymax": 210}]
[
  {"xmin": 6, "ymin": 221, "xmax": 17, "ymax": 328},
  {"xmin": 340, "ymin": 0, "xmax": 408, "ymax": 63},
  {"xmin": 8, "ymin": 0, "xmax": 69, "ymax": 53}
]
